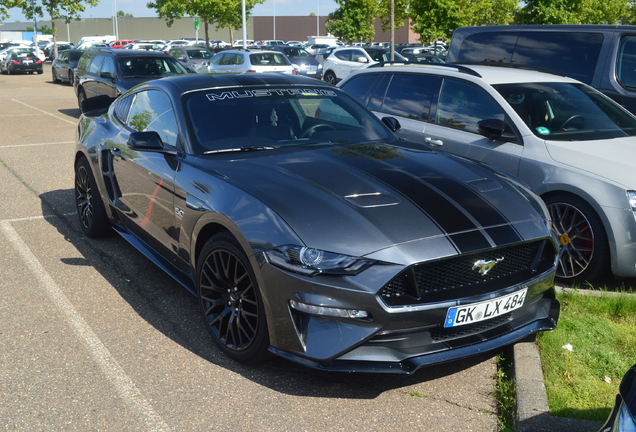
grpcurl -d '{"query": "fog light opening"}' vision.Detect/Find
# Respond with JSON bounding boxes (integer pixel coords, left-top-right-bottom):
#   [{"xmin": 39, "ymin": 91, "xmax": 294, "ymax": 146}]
[{"xmin": 289, "ymin": 300, "xmax": 368, "ymax": 319}]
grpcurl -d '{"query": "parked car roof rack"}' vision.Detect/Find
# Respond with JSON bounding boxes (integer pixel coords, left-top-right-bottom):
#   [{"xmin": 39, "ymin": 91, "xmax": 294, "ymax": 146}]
[
  {"xmin": 448, "ymin": 61, "xmax": 564, "ymax": 78},
  {"xmin": 367, "ymin": 61, "xmax": 482, "ymax": 78}
]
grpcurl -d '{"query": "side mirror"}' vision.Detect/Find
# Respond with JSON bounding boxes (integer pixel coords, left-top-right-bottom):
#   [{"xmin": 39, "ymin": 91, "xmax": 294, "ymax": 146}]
[
  {"xmin": 477, "ymin": 119, "xmax": 515, "ymax": 142},
  {"xmin": 382, "ymin": 117, "xmax": 401, "ymax": 132},
  {"xmin": 100, "ymin": 71, "xmax": 114, "ymax": 81},
  {"xmin": 127, "ymin": 131, "xmax": 165, "ymax": 151},
  {"xmin": 357, "ymin": 57, "xmax": 369, "ymax": 63}
]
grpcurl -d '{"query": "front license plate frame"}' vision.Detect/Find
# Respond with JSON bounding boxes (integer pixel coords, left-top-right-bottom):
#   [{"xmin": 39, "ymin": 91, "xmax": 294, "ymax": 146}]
[{"xmin": 444, "ymin": 288, "xmax": 528, "ymax": 328}]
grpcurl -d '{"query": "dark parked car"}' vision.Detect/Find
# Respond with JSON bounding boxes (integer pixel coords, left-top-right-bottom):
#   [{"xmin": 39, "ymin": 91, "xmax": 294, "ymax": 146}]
[
  {"xmin": 0, "ymin": 49, "xmax": 43, "ymax": 75},
  {"xmin": 402, "ymin": 53, "xmax": 445, "ymax": 64},
  {"xmin": 73, "ymin": 48, "xmax": 188, "ymax": 112},
  {"xmin": 600, "ymin": 363, "xmax": 636, "ymax": 431},
  {"xmin": 51, "ymin": 49, "xmax": 83, "ymax": 84},
  {"xmin": 270, "ymin": 46, "xmax": 323, "ymax": 79},
  {"xmin": 45, "ymin": 42, "xmax": 73, "ymax": 60},
  {"xmin": 74, "ymin": 73, "xmax": 559, "ymax": 373}
]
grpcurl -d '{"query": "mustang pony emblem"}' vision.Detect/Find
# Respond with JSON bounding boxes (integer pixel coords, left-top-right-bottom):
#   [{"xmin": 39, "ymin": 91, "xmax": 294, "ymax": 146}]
[{"xmin": 472, "ymin": 257, "xmax": 504, "ymax": 276}]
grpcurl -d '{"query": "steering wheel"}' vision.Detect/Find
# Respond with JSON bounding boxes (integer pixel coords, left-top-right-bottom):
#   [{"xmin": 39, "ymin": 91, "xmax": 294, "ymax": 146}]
[
  {"xmin": 559, "ymin": 115, "xmax": 584, "ymax": 130},
  {"xmin": 300, "ymin": 123, "xmax": 336, "ymax": 138}
]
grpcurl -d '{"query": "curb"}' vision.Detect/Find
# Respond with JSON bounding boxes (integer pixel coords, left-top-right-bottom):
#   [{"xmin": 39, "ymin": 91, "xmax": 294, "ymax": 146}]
[
  {"xmin": 513, "ymin": 340, "xmax": 604, "ymax": 432},
  {"xmin": 512, "ymin": 286, "xmax": 622, "ymax": 431}
]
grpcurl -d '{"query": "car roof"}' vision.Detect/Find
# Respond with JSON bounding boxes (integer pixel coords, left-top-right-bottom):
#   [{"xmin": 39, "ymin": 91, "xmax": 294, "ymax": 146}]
[{"xmin": 347, "ymin": 63, "xmax": 582, "ymax": 86}]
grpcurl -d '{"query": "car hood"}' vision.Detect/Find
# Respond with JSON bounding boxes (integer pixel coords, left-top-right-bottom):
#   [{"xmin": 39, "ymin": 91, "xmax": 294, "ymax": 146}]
[
  {"xmin": 196, "ymin": 142, "xmax": 549, "ymax": 261},
  {"xmin": 545, "ymin": 136, "xmax": 636, "ymax": 189}
]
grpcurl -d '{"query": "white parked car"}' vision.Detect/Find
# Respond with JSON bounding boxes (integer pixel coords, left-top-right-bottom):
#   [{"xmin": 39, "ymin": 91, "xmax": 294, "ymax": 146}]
[
  {"xmin": 322, "ymin": 47, "xmax": 405, "ymax": 84},
  {"xmin": 339, "ymin": 63, "xmax": 636, "ymax": 282},
  {"xmin": 198, "ymin": 49, "xmax": 295, "ymax": 75}
]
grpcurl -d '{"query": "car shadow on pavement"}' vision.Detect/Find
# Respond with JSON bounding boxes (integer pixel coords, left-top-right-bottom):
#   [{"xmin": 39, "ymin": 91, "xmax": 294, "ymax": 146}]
[
  {"xmin": 58, "ymin": 108, "xmax": 81, "ymax": 120},
  {"xmin": 39, "ymin": 188, "xmax": 497, "ymax": 399}
]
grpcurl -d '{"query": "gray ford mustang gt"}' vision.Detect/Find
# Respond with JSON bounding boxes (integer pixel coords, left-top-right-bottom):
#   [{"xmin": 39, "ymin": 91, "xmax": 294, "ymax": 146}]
[{"xmin": 74, "ymin": 73, "xmax": 560, "ymax": 374}]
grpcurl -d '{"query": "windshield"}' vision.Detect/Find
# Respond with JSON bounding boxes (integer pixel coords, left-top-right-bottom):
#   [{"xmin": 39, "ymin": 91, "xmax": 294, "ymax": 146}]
[
  {"xmin": 185, "ymin": 87, "xmax": 392, "ymax": 155},
  {"xmin": 494, "ymin": 82, "xmax": 636, "ymax": 141},
  {"xmin": 118, "ymin": 57, "xmax": 187, "ymax": 77}
]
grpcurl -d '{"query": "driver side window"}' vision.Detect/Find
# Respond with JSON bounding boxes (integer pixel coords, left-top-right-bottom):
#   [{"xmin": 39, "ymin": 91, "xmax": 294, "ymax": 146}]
[{"xmin": 128, "ymin": 90, "xmax": 179, "ymax": 148}]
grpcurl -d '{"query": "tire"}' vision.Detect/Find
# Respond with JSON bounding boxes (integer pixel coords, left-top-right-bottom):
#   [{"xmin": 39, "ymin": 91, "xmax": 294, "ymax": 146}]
[
  {"xmin": 323, "ymin": 71, "xmax": 337, "ymax": 85},
  {"xmin": 545, "ymin": 194, "xmax": 609, "ymax": 282},
  {"xmin": 75, "ymin": 157, "xmax": 111, "ymax": 238},
  {"xmin": 6, "ymin": 67, "xmax": 11, "ymax": 75},
  {"xmin": 37, "ymin": 69, "xmax": 43, "ymax": 75},
  {"xmin": 52, "ymin": 69, "xmax": 60, "ymax": 82},
  {"xmin": 68, "ymin": 70, "xmax": 74, "ymax": 86},
  {"xmin": 77, "ymin": 88, "xmax": 87, "ymax": 113},
  {"xmin": 197, "ymin": 233, "xmax": 270, "ymax": 364}
]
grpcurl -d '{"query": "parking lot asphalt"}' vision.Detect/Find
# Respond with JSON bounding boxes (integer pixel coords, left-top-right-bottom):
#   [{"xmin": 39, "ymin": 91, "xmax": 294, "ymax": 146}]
[{"xmin": 0, "ymin": 65, "xmax": 499, "ymax": 431}]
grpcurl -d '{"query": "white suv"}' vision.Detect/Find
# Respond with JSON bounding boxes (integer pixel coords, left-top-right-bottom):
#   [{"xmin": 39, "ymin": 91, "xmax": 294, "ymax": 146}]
[
  {"xmin": 322, "ymin": 47, "xmax": 405, "ymax": 85},
  {"xmin": 198, "ymin": 49, "xmax": 295, "ymax": 75},
  {"xmin": 339, "ymin": 63, "xmax": 636, "ymax": 283}
]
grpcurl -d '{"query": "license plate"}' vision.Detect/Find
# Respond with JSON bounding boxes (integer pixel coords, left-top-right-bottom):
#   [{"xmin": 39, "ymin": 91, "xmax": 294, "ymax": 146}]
[
  {"xmin": 24, "ymin": 60, "xmax": 33, "ymax": 65},
  {"xmin": 444, "ymin": 288, "xmax": 527, "ymax": 328},
  {"xmin": 306, "ymin": 70, "xmax": 316, "ymax": 74}
]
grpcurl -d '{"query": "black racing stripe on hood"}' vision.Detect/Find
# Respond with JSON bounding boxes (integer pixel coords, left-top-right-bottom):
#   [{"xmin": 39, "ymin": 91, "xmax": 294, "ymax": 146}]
[
  {"xmin": 389, "ymin": 157, "xmax": 522, "ymax": 244},
  {"xmin": 323, "ymin": 147, "xmax": 493, "ymax": 253}
]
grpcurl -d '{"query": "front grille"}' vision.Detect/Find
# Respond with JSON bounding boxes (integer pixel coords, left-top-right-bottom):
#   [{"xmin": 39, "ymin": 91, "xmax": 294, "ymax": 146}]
[{"xmin": 380, "ymin": 239, "xmax": 555, "ymax": 307}]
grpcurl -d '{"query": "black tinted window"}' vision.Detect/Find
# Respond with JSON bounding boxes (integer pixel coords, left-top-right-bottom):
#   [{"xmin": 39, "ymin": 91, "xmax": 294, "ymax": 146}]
[
  {"xmin": 458, "ymin": 31, "xmax": 603, "ymax": 84},
  {"xmin": 617, "ymin": 35, "xmax": 636, "ymax": 89},
  {"xmin": 340, "ymin": 74, "xmax": 382, "ymax": 106},
  {"xmin": 381, "ymin": 74, "xmax": 437, "ymax": 120}
]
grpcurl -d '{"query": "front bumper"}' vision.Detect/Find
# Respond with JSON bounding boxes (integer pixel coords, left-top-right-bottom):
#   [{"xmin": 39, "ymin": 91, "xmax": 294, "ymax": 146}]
[{"xmin": 258, "ymin": 252, "xmax": 559, "ymax": 374}]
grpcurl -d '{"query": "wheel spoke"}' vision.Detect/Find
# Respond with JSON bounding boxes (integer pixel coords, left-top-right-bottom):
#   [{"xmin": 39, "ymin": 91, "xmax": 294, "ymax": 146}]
[
  {"xmin": 549, "ymin": 201, "xmax": 595, "ymax": 279},
  {"xmin": 199, "ymin": 247, "xmax": 260, "ymax": 352}
]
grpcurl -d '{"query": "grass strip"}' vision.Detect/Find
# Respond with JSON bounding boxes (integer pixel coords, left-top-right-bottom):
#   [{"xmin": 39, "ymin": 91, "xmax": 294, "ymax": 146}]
[
  {"xmin": 495, "ymin": 346, "xmax": 516, "ymax": 432},
  {"xmin": 536, "ymin": 288, "xmax": 636, "ymax": 421}
]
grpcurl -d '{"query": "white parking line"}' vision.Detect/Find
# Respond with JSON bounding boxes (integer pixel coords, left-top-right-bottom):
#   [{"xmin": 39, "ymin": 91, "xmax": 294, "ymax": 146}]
[
  {"xmin": 1, "ymin": 219, "xmax": 172, "ymax": 432},
  {"xmin": 0, "ymin": 141, "xmax": 75, "ymax": 149},
  {"xmin": 10, "ymin": 99, "xmax": 78, "ymax": 125}
]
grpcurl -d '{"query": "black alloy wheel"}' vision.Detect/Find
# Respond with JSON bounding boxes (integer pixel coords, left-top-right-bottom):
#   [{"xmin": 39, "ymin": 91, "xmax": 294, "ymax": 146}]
[
  {"xmin": 77, "ymin": 89, "xmax": 87, "ymax": 112},
  {"xmin": 74, "ymin": 157, "xmax": 111, "ymax": 237},
  {"xmin": 323, "ymin": 71, "xmax": 336, "ymax": 85},
  {"xmin": 197, "ymin": 233, "xmax": 270, "ymax": 364},
  {"xmin": 545, "ymin": 194, "xmax": 609, "ymax": 282}
]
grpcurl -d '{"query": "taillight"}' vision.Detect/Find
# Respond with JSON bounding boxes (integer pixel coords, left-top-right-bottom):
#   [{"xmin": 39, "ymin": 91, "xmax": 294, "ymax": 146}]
[
  {"xmin": 36, "ymin": 60, "xmax": 42, "ymax": 64},
  {"xmin": 291, "ymin": 70, "xmax": 297, "ymax": 75},
  {"xmin": 10, "ymin": 60, "xmax": 20, "ymax": 64},
  {"xmin": 246, "ymin": 70, "xmax": 256, "ymax": 73}
]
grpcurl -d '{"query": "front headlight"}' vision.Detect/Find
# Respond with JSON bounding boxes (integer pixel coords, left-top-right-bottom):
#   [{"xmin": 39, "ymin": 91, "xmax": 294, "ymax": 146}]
[
  {"xmin": 264, "ymin": 245, "xmax": 374, "ymax": 276},
  {"xmin": 627, "ymin": 191, "xmax": 636, "ymax": 212}
]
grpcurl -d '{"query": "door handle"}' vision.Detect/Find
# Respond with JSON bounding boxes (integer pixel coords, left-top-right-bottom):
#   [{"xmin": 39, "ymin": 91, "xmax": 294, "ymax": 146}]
[
  {"xmin": 425, "ymin": 137, "xmax": 443, "ymax": 146},
  {"xmin": 110, "ymin": 147, "xmax": 123, "ymax": 159}
]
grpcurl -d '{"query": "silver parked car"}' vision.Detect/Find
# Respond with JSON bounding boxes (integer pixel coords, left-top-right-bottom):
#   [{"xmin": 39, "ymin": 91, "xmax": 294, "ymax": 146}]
[
  {"xmin": 197, "ymin": 49, "xmax": 295, "ymax": 75},
  {"xmin": 339, "ymin": 63, "xmax": 636, "ymax": 282}
]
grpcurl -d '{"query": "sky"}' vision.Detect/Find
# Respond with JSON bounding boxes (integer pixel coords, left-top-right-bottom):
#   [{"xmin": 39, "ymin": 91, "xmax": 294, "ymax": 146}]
[{"xmin": 4, "ymin": 0, "xmax": 339, "ymax": 22}]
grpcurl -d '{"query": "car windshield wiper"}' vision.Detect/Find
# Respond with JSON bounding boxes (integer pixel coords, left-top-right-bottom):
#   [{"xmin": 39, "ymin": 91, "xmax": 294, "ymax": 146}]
[{"xmin": 204, "ymin": 145, "xmax": 276, "ymax": 155}]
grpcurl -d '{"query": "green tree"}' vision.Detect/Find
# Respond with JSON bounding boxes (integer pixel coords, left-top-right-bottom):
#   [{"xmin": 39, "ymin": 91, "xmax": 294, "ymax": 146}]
[
  {"xmin": 14, "ymin": 0, "xmax": 98, "ymax": 57},
  {"xmin": 378, "ymin": 0, "xmax": 409, "ymax": 33},
  {"xmin": 1, "ymin": 0, "xmax": 22, "ymax": 21},
  {"xmin": 117, "ymin": 10, "xmax": 134, "ymax": 18},
  {"xmin": 410, "ymin": 0, "xmax": 463, "ymax": 43},
  {"xmin": 325, "ymin": 0, "xmax": 378, "ymax": 43},
  {"xmin": 515, "ymin": 0, "xmax": 631, "ymax": 24},
  {"xmin": 147, "ymin": 0, "xmax": 265, "ymax": 47}
]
